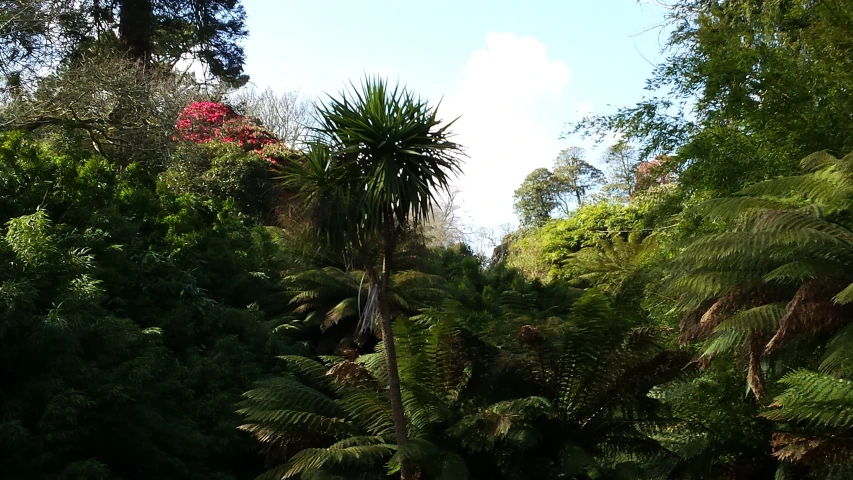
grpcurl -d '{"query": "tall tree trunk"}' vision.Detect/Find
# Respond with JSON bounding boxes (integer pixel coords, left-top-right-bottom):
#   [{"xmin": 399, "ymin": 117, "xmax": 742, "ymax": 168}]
[
  {"xmin": 119, "ymin": 0, "xmax": 153, "ymax": 63},
  {"xmin": 377, "ymin": 241, "xmax": 413, "ymax": 479}
]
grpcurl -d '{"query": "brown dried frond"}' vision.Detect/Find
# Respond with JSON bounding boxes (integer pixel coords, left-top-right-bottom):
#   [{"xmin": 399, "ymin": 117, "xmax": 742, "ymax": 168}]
[
  {"xmin": 747, "ymin": 331, "xmax": 766, "ymax": 401},
  {"xmin": 326, "ymin": 360, "xmax": 377, "ymax": 389},
  {"xmin": 771, "ymin": 432, "xmax": 853, "ymax": 466},
  {"xmin": 765, "ymin": 279, "xmax": 850, "ymax": 354},
  {"xmin": 681, "ymin": 288, "xmax": 784, "ymax": 346},
  {"xmin": 772, "ymin": 432, "xmax": 826, "ymax": 464},
  {"xmin": 700, "ymin": 291, "xmax": 747, "ymax": 327},
  {"xmin": 339, "ymin": 346, "xmax": 359, "ymax": 361},
  {"xmin": 680, "ymin": 291, "xmax": 753, "ymax": 344},
  {"xmin": 679, "ymin": 298, "xmax": 717, "ymax": 345},
  {"xmin": 518, "ymin": 324, "xmax": 545, "ymax": 347}
]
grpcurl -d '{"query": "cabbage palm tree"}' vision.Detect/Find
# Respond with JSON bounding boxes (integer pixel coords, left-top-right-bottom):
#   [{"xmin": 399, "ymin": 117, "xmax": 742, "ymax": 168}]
[{"xmin": 280, "ymin": 77, "xmax": 463, "ymax": 479}]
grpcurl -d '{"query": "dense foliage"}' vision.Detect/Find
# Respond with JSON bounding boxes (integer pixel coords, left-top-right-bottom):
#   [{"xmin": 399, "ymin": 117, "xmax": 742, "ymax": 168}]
[
  {"xmin": 4, "ymin": 0, "xmax": 853, "ymax": 479},
  {"xmin": 0, "ymin": 132, "xmax": 293, "ymax": 479}
]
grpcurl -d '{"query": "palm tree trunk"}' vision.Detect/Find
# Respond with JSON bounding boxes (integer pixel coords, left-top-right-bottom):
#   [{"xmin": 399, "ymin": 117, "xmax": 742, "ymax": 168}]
[{"xmin": 377, "ymin": 244, "xmax": 414, "ymax": 479}]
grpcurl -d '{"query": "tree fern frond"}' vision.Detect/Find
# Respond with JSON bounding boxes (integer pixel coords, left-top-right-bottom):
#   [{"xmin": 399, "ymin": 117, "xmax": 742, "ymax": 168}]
[
  {"xmin": 799, "ymin": 151, "xmax": 839, "ymax": 172},
  {"xmin": 668, "ymin": 272, "xmax": 752, "ymax": 308},
  {"xmin": 762, "ymin": 260, "xmax": 847, "ymax": 285},
  {"xmin": 386, "ymin": 438, "xmax": 469, "ymax": 480},
  {"xmin": 740, "ymin": 171, "xmax": 848, "ymax": 207},
  {"xmin": 770, "ymin": 432, "xmax": 853, "ymax": 467},
  {"xmin": 400, "ymin": 383, "xmax": 450, "ymax": 435},
  {"xmin": 762, "ymin": 370, "xmax": 853, "ymax": 429},
  {"xmin": 765, "ymin": 279, "xmax": 850, "ymax": 354},
  {"xmin": 323, "ymin": 297, "xmax": 359, "ymax": 331},
  {"xmin": 701, "ymin": 330, "xmax": 748, "ymax": 359},
  {"xmin": 290, "ymin": 289, "xmax": 322, "ymax": 305},
  {"xmin": 278, "ymin": 355, "xmax": 339, "ymax": 389},
  {"xmin": 754, "ymin": 210, "xmax": 853, "ymax": 243},
  {"xmin": 821, "ymin": 324, "xmax": 853, "ymax": 377},
  {"xmin": 356, "ymin": 351, "xmax": 388, "ymax": 385},
  {"xmin": 239, "ymin": 377, "xmax": 346, "ymax": 419},
  {"xmin": 338, "ymin": 390, "xmax": 395, "ymax": 437},
  {"xmin": 695, "ymin": 196, "xmax": 791, "ymax": 221},
  {"xmin": 832, "ymin": 282, "xmax": 853, "ymax": 305},
  {"xmin": 499, "ymin": 290, "xmax": 539, "ymax": 317},
  {"xmin": 276, "ymin": 444, "xmax": 395, "ymax": 479},
  {"xmin": 237, "ymin": 409, "xmax": 350, "ymax": 440},
  {"xmin": 447, "ymin": 396, "xmax": 551, "ymax": 453},
  {"xmin": 715, "ymin": 303, "xmax": 786, "ymax": 334}
]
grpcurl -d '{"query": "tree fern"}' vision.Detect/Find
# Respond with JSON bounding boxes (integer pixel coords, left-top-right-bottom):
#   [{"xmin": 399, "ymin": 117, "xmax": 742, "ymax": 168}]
[
  {"xmin": 566, "ymin": 231, "xmax": 658, "ymax": 297},
  {"xmin": 471, "ymin": 289, "xmax": 686, "ymax": 475},
  {"xmin": 667, "ymin": 151, "xmax": 853, "ymax": 401},
  {"xmin": 240, "ymin": 304, "xmax": 471, "ymax": 479}
]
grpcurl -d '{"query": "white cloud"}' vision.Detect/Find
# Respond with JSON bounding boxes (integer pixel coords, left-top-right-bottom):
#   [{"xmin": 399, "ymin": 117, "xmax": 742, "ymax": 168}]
[{"xmin": 441, "ymin": 33, "xmax": 571, "ymax": 232}]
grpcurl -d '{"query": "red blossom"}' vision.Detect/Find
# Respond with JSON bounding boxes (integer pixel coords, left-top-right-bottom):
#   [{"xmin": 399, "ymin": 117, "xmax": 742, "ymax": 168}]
[
  {"xmin": 174, "ymin": 101, "xmax": 238, "ymax": 143},
  {"xmin": 173, "ymin": 101, "xmax": 281, "ymax": 162}
]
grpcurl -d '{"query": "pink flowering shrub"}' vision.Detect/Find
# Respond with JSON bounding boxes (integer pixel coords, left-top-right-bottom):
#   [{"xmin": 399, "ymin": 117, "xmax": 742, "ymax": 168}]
[
  {"xmin": 218, "ymin": 116, "xmax": 278, "ymax": 153},
  {"xmin": 174, "ymin": 101, "xmax": 238, "ymax": 143},
  {"xmin": 174, "ymin": 101, "xmax": 281, "ymax": 159},
  {"xmin": 634, "ymin": 155, "xmax": 677, "ymax": 193}
]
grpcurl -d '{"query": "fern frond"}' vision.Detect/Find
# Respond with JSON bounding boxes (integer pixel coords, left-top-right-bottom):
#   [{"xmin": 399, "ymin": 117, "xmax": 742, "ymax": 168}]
[
  {"xmin": 832, "ymin": 282, "xmax": 853, "ymax": 304},
  {"xmin": 762, "ymin": 370, "xmax": 853, "ymax": 429},
  {"xmin": 274, "ymin": 443, "xmax": 394, "ymax": 479},
  {"xmin": 695, "ymin": 197, "xmax": 791, "ymax": 221},
  {"xmin": 239, "ymin": 377, "xmax": 346, "ymax": 419},
  {"xmin": 448, "ymin": 397, "xmax": 551, "ymax": 452},
  {"xmin": 740, "ymin": 169, "xmax": 852, "ymax": 208},
  {"xmin": 323, "ymin": 297, "xmax": 359, "ymax": 330},
  {"xmin": 821, "ymin": 324, "xmax": 853, "ymax": 377},
  {"xmin": 799, "ymin": 151, "xmax": 839, "ymax": 172},
  {"xmin": 277, "ymin": 355, "xmax": 339, "ymax": 390},
  {"xmin": 770, "ymin": 432, "xmax": 853, "ymax": 467},
  {"xmin": 386, "ymin": 438, "xmax": 469, "ymax": 480},
  {"xmin": 700, "ymin": 330, "xmax": 748, "ymax": 359},
  {"xmin": 762, "ymin": 260, "xmax": 847, "ymax": 284},
  {"xmin": 338, "ymin": 390, "xmax": 395, "ymax": 437},
  {"xmin": 355, "ymin": 351, "xmax": 388, "ymax": 385},
  {"xmin": 715, "ymin": 303, "xmax": 786, "ymax": 333},
  {"xmin": 499, "ymin": 290, "xmax": 539, "ymax": 317}
]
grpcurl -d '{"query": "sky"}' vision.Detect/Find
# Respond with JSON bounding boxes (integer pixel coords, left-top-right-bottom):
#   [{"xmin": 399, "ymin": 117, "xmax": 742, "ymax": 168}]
[{"xmin": 240, "ymin": 0, "xmax": 672, "ymax": 233}]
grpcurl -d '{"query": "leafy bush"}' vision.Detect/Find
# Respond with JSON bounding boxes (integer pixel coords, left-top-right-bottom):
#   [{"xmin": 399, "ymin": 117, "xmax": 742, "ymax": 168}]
[{"xmin": 0, "ymin": 131, "xmax": 295, "ymax": 480}]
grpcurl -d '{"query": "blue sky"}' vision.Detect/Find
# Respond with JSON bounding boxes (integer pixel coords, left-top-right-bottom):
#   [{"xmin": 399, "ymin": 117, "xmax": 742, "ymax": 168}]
[{"xmin": 240, "ymin": 0, "xmax": 671, "ymax": 231}]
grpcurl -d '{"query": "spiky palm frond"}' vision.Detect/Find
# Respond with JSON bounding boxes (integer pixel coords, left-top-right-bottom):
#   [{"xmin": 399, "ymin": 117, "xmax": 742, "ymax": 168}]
[{"xmin": 312, "ymin": 77, "xmax": 464, "ymax": 241}]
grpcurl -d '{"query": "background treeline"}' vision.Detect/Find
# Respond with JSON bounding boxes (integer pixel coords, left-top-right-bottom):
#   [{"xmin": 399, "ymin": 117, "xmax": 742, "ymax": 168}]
[{"xmin": 3, "ymin": 1, "xmax": 853, "ymax": 479}]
